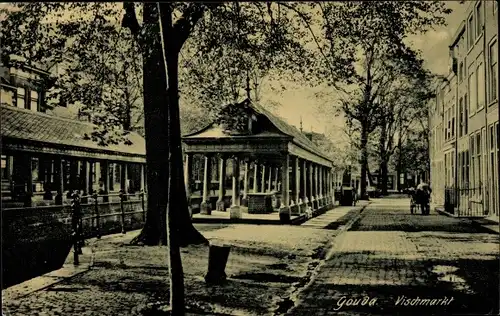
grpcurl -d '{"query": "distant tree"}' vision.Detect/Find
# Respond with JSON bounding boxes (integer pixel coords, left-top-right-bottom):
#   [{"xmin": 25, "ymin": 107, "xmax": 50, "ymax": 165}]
[{"xmin": 372, "ymin": 71, "xmax": 435, "ymax": 194}]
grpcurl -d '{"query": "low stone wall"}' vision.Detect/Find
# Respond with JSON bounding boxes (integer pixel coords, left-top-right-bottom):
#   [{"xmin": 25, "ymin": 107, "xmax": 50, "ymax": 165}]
[{"xmin": 2, "ymin": 198, "xmax": 146, "ymax": 288}]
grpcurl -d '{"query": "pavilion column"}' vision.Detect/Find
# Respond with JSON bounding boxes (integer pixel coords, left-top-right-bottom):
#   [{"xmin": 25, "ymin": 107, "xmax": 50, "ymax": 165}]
[
  {"xmin": 140, "ymin": 163, "xmax": 145, "ymax": 192},
  {"xmin": 184, "ymin": 153, "xmax": 193, "ymax": 199},
  {"xmin": 230, "ymin": 156, "xmax": 242, "ymax": 218},
  {"xmin": 294, "ymin": 156, "xmax": 300, "ymax": 208},
  {"xmin": 274, "ymin": 166, "xmax": 279, "ymax": 191},
  {"xmin": 315, "ymin": 165, "xmax": 319, "ymax": 197},
  {"xmin": 23, "ymin": 154, "xmax": 33, "ymax": 207},
  {"xmin": 279, "ymin": 154, "xmax": 291, "ymax": 223},
  {"xmin": 267, "ymin": 165, "xmax": 272, "ymax": 192},
  {"xmin": 261, "ymin": 164, "xmax": 266, "ymax": 192},
  {"xmin": 328, "ymin": 169, "xmax": 333, "ymax": 206},
  {"xmin": 55, "ymin": 157, "xmax": 64, "ymax": 205},
  {"xmin": 319, "ymin": 166, "xmax": 324, "ymax": 207},
  {"xmin": 216, "ymin": 156, "xmax": 227, "ymax": 211},
  {"xmin": 120, "ymin": 162, "xmax": 127, "ymax": 193},
  {"xmin": 42, "ymin": 157, "xmax": 53, "ymax": 200},
  {"xmin": 302, "ymin": 160, "xmax": 308, "ymax": 207},
  {"xmin": 252, "ymin": 162, "xmax": 258, "ymax": 193},
  {"xmin": 242, "ymin": 161, "xmax": 249, "ymax": 206},
  {"xmin": 83, "ymin": 160, "xmax": 90, "ymax": 196},
  {"xmin": 308, "ymin": 162, "xmax": 313, "ymax": 208},
  {"xmin": 290, "ymin": 156, "xmax": 299, "ymax": 215},
  {"xmin": 102, "ymin": 161, "xmax": 110, "ymax": 202},
  {"xmin": 200, "ymin": 155, "xmax": 213, "ymax": 215}
]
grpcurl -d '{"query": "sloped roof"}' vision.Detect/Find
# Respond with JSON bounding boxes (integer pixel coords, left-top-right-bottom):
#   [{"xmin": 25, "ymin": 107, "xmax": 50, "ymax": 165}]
[
  {"xmin": 184, "ymin": 99, "xmax": 333, "ymax": 162},
  {"xmin": 1, "ymin": 105, "xmax": 145, "ymax": 157}
]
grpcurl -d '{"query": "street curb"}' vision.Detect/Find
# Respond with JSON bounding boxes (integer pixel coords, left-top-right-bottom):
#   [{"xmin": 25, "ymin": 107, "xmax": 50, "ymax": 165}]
[
  {"xmin": 1, "ymin": 236, "xmax": 109, "ymax": 301},
  {"xmin": 191, "ymin": 203, "xmax": 340, "ymax": 226},
  {"xmin": 2, "ymin": 258, "xmax": 92, "ymax": 302},
  {"xmin": 279, "ymin": 201, "xmax": 372, "ymax": 315}
]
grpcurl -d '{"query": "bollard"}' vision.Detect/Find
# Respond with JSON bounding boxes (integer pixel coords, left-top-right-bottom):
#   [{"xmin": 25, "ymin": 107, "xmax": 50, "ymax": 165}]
[
  {"xmin": 71, "ymin": 191, "xmax": 81, "ymax": 265},
  {"xmin": 140, "ymin": 190, "xmax": 146, "ymax": 223},
  {"xmin": 205, "ymin": 243, "xmax": 231, "ymax": 285},
  {"xmin": 119, "ymin": 190, "xmax": 126, "ymax": 234},
  {"xmin": 93, "ymin": 192, "xmax": 101, "ymax": 239}
]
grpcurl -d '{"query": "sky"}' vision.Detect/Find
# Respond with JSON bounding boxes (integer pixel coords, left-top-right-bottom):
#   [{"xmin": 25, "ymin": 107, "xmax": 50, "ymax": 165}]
[{"xmin": 265, "ymin": 1, "xmax": 470, "ymax": 146}]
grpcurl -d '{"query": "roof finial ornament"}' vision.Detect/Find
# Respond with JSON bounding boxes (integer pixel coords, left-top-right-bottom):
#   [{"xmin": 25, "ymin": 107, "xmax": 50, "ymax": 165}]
[
  {"xmin": 245, "ymin": 71, "xmax": 251, "ymax": 100},
  {"xmin": 300, "ymin": 116, "xmax": 303, "ymax": 133}
]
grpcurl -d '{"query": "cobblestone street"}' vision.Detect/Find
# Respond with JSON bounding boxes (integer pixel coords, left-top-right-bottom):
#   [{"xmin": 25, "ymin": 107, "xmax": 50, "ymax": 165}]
[{"xmin": 289, "ymin": 198, "xmax": 499, "ymax": 316}]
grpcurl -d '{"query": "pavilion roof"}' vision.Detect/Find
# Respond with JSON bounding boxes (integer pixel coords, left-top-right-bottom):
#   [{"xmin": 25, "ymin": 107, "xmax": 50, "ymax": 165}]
[
  {"xmin": 1, "ymin": 104, "xmax": 145, "ymax": 161},
  {"xmin": 183, "ymin": 99, "xmax": 334, "ymax": 164}
]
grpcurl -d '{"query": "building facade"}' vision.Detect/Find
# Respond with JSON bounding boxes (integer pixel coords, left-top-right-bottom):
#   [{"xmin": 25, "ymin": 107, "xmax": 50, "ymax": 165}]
[
  {"xmin": 1, "ymin": 56, "xmax": 146, "ymax": 208},
  {"xmin": 429, "ymin": 0, "xmax": 498, "ymax": 218}
]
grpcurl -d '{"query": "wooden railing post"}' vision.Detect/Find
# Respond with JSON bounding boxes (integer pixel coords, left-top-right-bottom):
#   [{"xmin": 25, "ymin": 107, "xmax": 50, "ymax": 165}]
[
  {"xmin": 71, "ymin": 191, "xmax": 82, "ymax": 265},
  {"xmin": 119, "ymin": 190, "xmax": 126, "ymax": 234},
  {"xmin": 93, "ymin": 192, "xmax": 101, "ymax": 239}
]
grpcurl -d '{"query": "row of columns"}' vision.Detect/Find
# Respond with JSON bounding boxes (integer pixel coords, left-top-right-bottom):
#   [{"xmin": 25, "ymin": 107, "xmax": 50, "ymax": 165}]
[
  {"xmin": 7, "ymin": 153, "xmax": 145, "ymax": 207},
  {"xmin": 184, "ymin": 153, "xmax": 335, "ymax": 221}
]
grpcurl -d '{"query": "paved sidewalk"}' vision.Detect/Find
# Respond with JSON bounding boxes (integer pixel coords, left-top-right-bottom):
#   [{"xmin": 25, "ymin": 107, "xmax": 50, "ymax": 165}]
[{"xmin": 288, "ymin": 198, "xmax": 499, "ymax": 316}]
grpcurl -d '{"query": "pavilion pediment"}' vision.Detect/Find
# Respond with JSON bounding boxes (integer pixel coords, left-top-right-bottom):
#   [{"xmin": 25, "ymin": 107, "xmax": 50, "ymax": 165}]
[{"xmin": 184, "ymin": 100, "xmax": 285, "ymax": 139}]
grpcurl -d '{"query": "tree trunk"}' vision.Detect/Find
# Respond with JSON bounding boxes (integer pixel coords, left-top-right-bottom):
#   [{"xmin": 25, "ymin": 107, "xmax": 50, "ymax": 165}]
[
  {"xmin": 360, "ymin": 123, "xmax": 369, "ymax": 200},
  {"xmin": 158, "ymin": 5, "xmax": 208, "ymax": 314},
  {"xmin": 131, "ymin": 3, "xmax": 169, "ymax": 246},
  {"xmin": 379, "ymin": 119, "xmax": 388, "ymax": 195},
  {"xmin": 380, "ymin": 159, "xmax": 388, "ymax": 195},
  {"xmin": 396, "ymin": 124, "xmax": 402, "ymax": 192}
]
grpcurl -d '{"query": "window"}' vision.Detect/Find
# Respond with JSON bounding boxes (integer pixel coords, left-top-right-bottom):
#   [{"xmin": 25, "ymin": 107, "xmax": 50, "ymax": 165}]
[
  {"xmin": 31, "ymin": 157, "xmax": 40, "ymax": 182},
  {"xmin": 0, "ymin": 87, "xmax": 15, "ymax": 106},
  {"xmin": 477, "ymin": 61, "xmax": 485, "ymax": 109},
  {"xmin": 476, "ymin": 3, "xmax": 483, "ymax": 38},
  {"xmin": 468, "ymin": 68, "xmax": 476, "ymax": 114},
  {"xmin": 465, "ymin": 150, "xmax": 470, "ymax": 186},
  {"xmin": 451, "ymin": 104, "xmax": 455, "ymax": 138},
  {"xmin": 476, "ymin": 133, "xmax": 482, "ymax": 189},
  {"xmin": 459, "ymin": 62, "xmax": 464, "ymax": 82},
  {"xmin": 468, "ymin": 15, "xmax": 474, "ymax": 48},
  {"xmin": 459, "ymin": 97, "xmax": 464, "ymax": 137},
  {"xmin": 16, "ymin": 87, "xmax": 26, "ymax": 109},
  {"xmin": 30, "ymin": 90, "xmax": 39, "ymax": 112},
  {"xmin": 470, "ymin": 136, "xmax": 475, "ymax": 188},
  {"xmin": 489, "ymin": 41, "xmax": 498, "ymax": 102},
  {"xmin": 464, "ymin": 94, "xmax": 468, "ymax": 134}
]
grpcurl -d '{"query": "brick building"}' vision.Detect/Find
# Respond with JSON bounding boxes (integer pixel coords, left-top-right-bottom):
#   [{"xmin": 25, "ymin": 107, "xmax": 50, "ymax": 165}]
[{"xmin": 429, "ymin": 1, "xmax": 498, "ymax": 218}]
